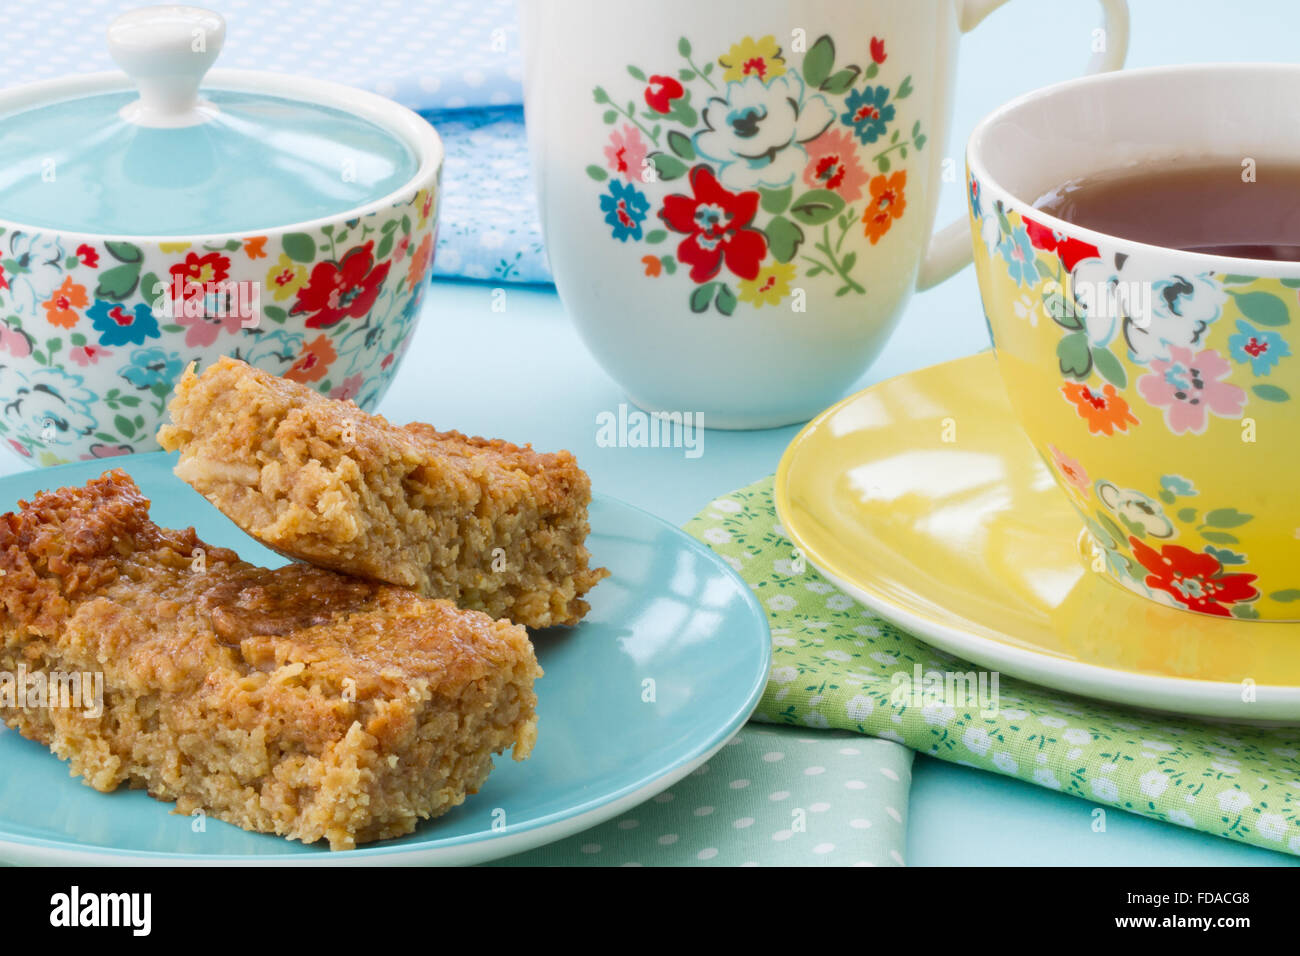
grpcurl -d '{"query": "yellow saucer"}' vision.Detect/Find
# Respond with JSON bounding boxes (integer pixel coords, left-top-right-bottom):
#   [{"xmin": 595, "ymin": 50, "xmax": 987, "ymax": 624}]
[{"xmin": 776, "ymin": 351, "xmax": 1300, "ymax": 721}]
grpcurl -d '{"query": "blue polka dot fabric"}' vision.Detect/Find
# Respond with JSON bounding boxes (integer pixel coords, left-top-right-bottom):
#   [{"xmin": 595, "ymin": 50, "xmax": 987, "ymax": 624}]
[
  {"xmin": 422, "ymin": 107, "xmax": 550, "ymax": 285},
  {"xmin": 0, "ymin": 0, "xmax": 551, "ymax": 285}
]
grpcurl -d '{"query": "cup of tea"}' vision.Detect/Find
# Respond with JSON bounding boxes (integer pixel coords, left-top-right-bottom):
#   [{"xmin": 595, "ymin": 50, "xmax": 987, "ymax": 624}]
[
  {"xmin": 522, "ymin": 0, "xmax": 1128, "ymax": 428},
  {"xmin": 969, "ymin": 64, "xmax": 1300, "ymax": 621}
]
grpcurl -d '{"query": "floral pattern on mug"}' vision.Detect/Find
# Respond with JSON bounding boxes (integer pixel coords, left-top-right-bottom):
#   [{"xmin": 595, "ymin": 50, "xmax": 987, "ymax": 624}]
[
  {"xmin": 973, "ymin": 172, "xmax": 1300, "ymax": 619},
  {"xmin": 0, "ymin": 186, "xmax": 437, "ymax": 464},
  {"xmin": 970, "ymin": 177, "xmax": 1295, "ymax": 438},
  {"xmin": 588, "ymin": 33, "xmax": 926, "ymax": 315},
  {"xmin": 1057, "ymin": 466, "xmax": 1276, "ymax": 619}
]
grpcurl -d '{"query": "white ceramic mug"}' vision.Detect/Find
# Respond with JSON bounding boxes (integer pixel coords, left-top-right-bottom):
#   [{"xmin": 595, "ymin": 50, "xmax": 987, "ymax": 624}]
[{"xmin": 521, "ymin": 0, "xmax": 1128, "ymax": 428}]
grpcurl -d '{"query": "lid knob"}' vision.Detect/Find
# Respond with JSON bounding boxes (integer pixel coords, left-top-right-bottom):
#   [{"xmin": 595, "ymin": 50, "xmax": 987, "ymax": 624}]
[{"xmin": 107, "ymin": 5, "xmax": 226, "ymax": 128}]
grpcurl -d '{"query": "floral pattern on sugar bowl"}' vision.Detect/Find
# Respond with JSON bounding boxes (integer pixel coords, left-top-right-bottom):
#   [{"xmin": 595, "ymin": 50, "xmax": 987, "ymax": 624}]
[
  {"xmin": 970, "ymin": 173, "xmax": 1300, "ymax": 620},
  {"xmin": 0, "ymin": 186, "xmax": 438, "ymax": 464},
  {"xmin": 587, "ymin": 33, "xmax": 926, "ymax": 315}
]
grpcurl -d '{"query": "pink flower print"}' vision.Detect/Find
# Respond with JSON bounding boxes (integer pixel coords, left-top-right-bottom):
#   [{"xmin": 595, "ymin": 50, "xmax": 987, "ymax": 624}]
[
  {"xmin": 69, "ymin": 344, "xmax": 112, "ymax": 367},
  {"xmin": 178, "ymin": 308, "xmax": 245, "ymax": 348},
  {"xmin": 329, "ymin": 374, "xmax": 365, "ymax": 401},
  {"xmin": 604, "ymin": 124, "xmax": 648, "ymax": 181},
  {"xmin": 1137, "ymin": 346, "xmax": 1246, "ymax": 434},
  {"xmin": 801, "ymin": 127, "xmax": 870, "ymax": 201},
  {"xmin": 0, "ymin": 324, "xmax": 31, "ymax": 358},
  {"xmin": 81, "ymin": 443, "xmax": 133, "ymax": 460},
  {"xmin": 1048, "ymin": 444, "xmax": 1090, "ymax": 495}
]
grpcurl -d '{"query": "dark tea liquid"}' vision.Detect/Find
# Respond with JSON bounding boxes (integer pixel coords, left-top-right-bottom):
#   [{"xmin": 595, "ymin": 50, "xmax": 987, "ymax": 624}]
[{"xmin": 1032, "ymin": 161, "xmax": 1300, "ymax": 261}]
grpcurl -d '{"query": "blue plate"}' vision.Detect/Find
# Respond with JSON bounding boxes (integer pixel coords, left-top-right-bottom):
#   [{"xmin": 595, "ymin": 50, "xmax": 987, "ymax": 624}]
[{"xmin": 0, "ymin": 453, "xmax": 770, "ymax": 865}]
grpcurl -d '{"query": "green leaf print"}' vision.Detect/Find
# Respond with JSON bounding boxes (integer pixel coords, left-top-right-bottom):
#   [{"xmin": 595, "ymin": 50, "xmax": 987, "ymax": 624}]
[
  {"xmin": 104, "ymin": 241, "xmax": 143, "ymax": 264},
  {"xmin": 1202, "ymin": 508, "xmax": 1254, "ymax": 529},
  {"xmin": 689, "ymin": 282, "xmax": 715, "ymax": 313},
  {"xmin": 282, "ymin": 233, "xmax": 317, "ymax": 263},
  {"xmin": 1091, "ymin": 346, "xmax": 1127, "ymax": 388},
  {"xmin": 715, "ymin": 284, "xmax": 737, "ymax": 316},
  {"xmin": 765, "ymin": 216, "xmax": 804, "ymax": 263},
  {"xmin": 759, "ymin": 185, "xmax": 792, "ymax": 215},
  {"xmin": 789, "ymin": 189, "xmax": 845, "ymax": 226},
  {"xmin": 95, "ymin": 263, "xmax": 141, "ymax": 302},
  {"xmin": 1056, "ymin": 332, "xmax": 1092, "ymax": 378},
  {"xmin": 649, "ymin": 152, "xmax": 688, "ymax": 181},
  {"xmin": 802, "ymin": 35, "xmax": 835, "ymax": 89},
  {"xmin": 1200, "ymin": 531, "xmax": 1239, "ymax": 545},
  {"xmin": 821, "ymin": 67, "xmax": 860, "ymax": 94},
  {"xmin": 1270, "ymin": 589, "xmax": 1300, "ymax": 602},
  {"xmin": 666, "ymin": 130, "xmax": 695, "ymax": 160},
  {"xmin": 1229, "ymin": 290, "xmax": 1290, "ymax": 327},
  {"xmin": 1252, "ymin": 383, "xmax": 1290, "ymax": 402},
  {"xmin": 585, "ymin": 165, "xmax": 608, "ymax": 182}
]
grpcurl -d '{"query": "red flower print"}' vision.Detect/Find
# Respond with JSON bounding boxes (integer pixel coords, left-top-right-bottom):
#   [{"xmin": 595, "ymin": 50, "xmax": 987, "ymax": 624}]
[
  {"xmin": 381, "ymin": 352, "xmax": 395, "ymax": 370},
  {"xmin": 659, "ymin": 165, "xmax": 766, "ymax": 282},
  {"xmin": 8, "ymin": 439, "xmax": 31, "ymax": 458},
  {"xmin": 1022, "ymin": 215, "xmax": 1099, "ymax": 272},
  {"xmin": 0, "ymin": 263, "xmax": 8, "ymax": 291},
  {"xmin": 870, "ymin": 37, "xmax": 887, "ymax": 64},
  {"xmin": 74, "ymin": 244, "xmax": 99, "ymax": 268},
  {"xmin": 169, "ymin": 251, "xmax": 231, "ymax": 287},
  {"xmin": 290, "ymin": 241, "xmax": 392, "ymax": 329},
  {"xmin": 1129, "ymin": 536, "xmax": 1258, "ymax": 617},
  {"xmin": 644, "ymin": 75, "xmax": 685, "ymax": 114}
]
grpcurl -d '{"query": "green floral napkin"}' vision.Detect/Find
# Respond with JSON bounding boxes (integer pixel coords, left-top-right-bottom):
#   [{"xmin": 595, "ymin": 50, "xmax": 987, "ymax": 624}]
[
  {"xmin": 493, "ymin": 725, "xmax": 912, "ymax": 867},
  {"xmin": 682, "ymin": 476, "xmax": 1300, "ymax": 858}
]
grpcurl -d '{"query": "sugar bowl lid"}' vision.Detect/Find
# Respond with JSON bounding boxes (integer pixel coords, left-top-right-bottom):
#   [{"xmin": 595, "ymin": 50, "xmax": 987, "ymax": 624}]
[{"xmin": 0, "ymin": 5, "xmax": 430, "ymax": 237}]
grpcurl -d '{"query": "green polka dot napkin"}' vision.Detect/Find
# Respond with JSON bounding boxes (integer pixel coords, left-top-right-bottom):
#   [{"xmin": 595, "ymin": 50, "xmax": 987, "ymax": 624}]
[
  {"xmin": 678, "ymin": 476, "xmax": 1300, "ymax": 858},
  {"xmin": 492, "ymin": 725, "xmax": 912, "ymax": 867}
]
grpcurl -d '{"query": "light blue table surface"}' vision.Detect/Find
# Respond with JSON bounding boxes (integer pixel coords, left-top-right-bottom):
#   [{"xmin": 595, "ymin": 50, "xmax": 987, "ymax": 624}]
[
  {"xmin": 3, "ymin": 0, "xmax": 1294, "ymax": 866},
  {"xmin": 381, "ymin": 0, "xmax": 1289, "ymax": 866}
]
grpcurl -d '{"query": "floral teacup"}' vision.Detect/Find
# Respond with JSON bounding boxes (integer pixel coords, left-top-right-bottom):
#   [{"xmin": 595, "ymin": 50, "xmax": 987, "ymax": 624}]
[
  {"xmin": 522, "ymin": 0, "xmax": 1128, "ymax": 428},
  {"xmin": 970, "ymin": 64, "xmax": 1300, "ymax": 620}
]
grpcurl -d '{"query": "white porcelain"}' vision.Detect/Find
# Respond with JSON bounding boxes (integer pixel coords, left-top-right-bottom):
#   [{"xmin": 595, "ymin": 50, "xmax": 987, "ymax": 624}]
[
  {"xmin": 521, "ymin": 0, "xmax": 1129, "ymax": 428},
  {"xmin": 107, "ymin": 4, "xmax": 227, "ymax": 127}
]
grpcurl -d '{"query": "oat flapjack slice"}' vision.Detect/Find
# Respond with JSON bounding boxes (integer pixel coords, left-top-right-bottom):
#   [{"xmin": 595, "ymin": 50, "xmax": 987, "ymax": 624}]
[
  {"xmin": 157, "ymin": 358, "xmax": 607, "ymax": 628},
  {"xmin": 0, "ymin": 470, "xmax": 540, "ymax": 850}
]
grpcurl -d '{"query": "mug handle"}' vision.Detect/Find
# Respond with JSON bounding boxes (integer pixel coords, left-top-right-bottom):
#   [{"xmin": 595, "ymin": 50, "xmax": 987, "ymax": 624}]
[{"xmin": 914, "ymin": 0, "xmax": 1130, "ymax": 290}]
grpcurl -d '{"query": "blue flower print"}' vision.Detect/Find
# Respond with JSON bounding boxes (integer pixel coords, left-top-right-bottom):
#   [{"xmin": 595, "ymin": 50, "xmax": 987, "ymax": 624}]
[
  {"xmin": 89, "ymin": 299, "xmax": 160, "ymax": 347},
  {"xmin": 1159, "ymin": 474, "xmax": 1198, "ymax": 498},
  {"xmin": 995, "ymin": 225, "xmax": 1039, "ymax": 288},
  {"xmin": 1228, "ymin": 319, "xmax": 1290, "ymax": 376},
  {"xmin": 841, "ymin": 86, "xmax": 895, "ymax": 144},
  {"xmin": 121, "ymin": 347, "xmax": 185, "ymax": 389},
  {"xmin": 600, "ymin": 180, "xmax": 650, "ymax": 242}
]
